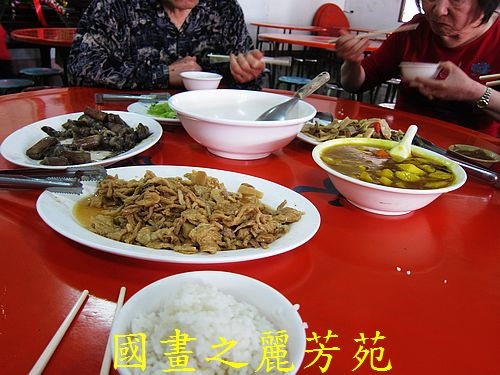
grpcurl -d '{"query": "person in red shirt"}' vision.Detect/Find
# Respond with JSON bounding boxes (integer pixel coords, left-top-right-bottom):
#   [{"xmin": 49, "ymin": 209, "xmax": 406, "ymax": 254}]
[{"xmin": 336, "ymin": 0, "xmax": 500, "ymax": 137}]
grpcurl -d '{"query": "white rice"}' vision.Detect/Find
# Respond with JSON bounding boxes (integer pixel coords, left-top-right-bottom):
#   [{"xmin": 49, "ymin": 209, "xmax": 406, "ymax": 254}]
[{"xmin": 129, "ymin": 281, "xmax": 285, "ymax": 374}]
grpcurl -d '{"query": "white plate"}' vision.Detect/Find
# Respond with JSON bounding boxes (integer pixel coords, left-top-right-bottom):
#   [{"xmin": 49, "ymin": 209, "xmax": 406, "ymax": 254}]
[
  {"xmin": 296, "ymin": 119, "xmax": 329, "ymax": 146},
  {"xmin": 127, "ymin": 101, "xmax": 180, "ymax": 124},
  {"xmin": 110, "ymin": 271, "xmax": 305, "ymax": 375},
  {"xmin": 36, "ymin": 165, "xmax": 320, "ymax": 264},
  {"xmin": 0, "ymin": 111, "xmax": 163, "ymax": 170}
]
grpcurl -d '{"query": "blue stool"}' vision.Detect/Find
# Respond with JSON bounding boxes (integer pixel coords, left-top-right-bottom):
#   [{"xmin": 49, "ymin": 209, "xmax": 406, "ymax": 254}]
[
  {"xmin": 0, "ymin": 78, "xmax": 35, "ymax": 95},
  {"xmin": 278, "ymin": 75, "xmax": 311, "ymax": 90},
  {"xmin": 277, "ymin": 57, "xmax": 317, "ymax": 90},
  {"xmin": 19, "ymin": 67, "xmax": 63, "ymax": 86}
]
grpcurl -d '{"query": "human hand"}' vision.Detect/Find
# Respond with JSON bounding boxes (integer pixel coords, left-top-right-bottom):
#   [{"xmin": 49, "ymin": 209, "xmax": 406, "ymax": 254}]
[
  {"xmin": 229, "ymin": 49, "xmax": 265, "ymax": 83},
  {"xmin": 169, "ymin": 56, "xmax": 202, "ymax": 86},
  {"xmin": 335, "ymin": 29, "xmax": 369, "ymax": 64},
  {"xmin": 409, "ymin": 61, "xmax": 486, "ymax": 102}
]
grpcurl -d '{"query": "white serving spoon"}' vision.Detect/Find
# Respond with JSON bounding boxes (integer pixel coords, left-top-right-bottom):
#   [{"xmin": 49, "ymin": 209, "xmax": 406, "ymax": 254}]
[{"xmin": 389, "ymin": 124, "xmax": 418, "ymax": 162}]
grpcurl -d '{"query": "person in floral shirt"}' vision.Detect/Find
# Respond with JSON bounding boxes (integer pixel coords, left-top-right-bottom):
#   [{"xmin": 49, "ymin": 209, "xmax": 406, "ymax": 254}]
[{"xmin": 67, "ymin": 0, "xmax": 265, "ymax": 90}]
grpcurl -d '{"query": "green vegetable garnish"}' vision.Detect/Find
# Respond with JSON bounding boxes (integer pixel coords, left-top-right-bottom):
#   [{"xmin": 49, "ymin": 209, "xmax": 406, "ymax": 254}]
[{"xmin": 147, "ymin": 102, "xmax": 177, "ymax": 119}]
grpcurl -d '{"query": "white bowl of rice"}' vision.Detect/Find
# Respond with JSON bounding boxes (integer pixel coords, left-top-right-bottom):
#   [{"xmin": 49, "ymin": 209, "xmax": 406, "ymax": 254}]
[{"xmin": 110, "ymin": 271, "xmax": 306, "ymax": 374}]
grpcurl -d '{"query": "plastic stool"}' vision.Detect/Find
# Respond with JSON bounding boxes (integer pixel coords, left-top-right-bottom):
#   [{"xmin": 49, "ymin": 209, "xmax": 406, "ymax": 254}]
[
  {"xmin": 378, "ymin": 102, "xmax": 396, "ymax": 109},
  {"xmin": 278, "ymin": 75, "xmax": 311, "ymax": 90},
  {"xmin": 325, "ymin": 82, "xmax": 346, "ymax": 97},
  {"xmin": 383, "ymin": 78, "xmax": 401, "ymax": 103},
  {"xmin": 0, "ymin": 78, "xmax": 35, "ymax": 94},
  {"xmin": 19, "ymin": 67, "xmax": 63, "ymax": 86},
  {"xmin": 277, "ymin": 57, "xmax": 317, "ymax": 90}
]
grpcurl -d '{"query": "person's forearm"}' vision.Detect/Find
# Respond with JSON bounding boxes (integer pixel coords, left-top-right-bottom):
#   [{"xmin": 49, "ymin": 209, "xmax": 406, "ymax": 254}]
[
  {"xmin": 68, "ymin": 51, "xmax": 169, "ymax": 90},
  {"xmin": 340, "ymin": 61, "xmax": 366, "ymax": 92}
]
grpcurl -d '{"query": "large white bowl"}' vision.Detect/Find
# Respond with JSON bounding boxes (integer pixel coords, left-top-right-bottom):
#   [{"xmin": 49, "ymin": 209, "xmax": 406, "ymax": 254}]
[
  {"xmin": 110, "ymin": 271, "xmax": 306, "ymax": 374},
  {"xmin": 180, "ymin": 71, "xmax": 223, "ymax": 90},
  {"xmin": 312, "ymin": 138, "xmax": 467, "ymax": 215},
  {"xmin": 400, "ymin": 62, "xmax": 440, "ymax": 80},
  {"xmin": 168, "ymin": 89, "xmax": 317, "ymax": 160}
]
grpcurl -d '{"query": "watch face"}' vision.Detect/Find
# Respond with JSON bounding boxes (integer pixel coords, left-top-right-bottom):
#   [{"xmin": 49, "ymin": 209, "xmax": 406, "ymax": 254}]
[{"xmin": 477, "ymin": 100, "xmax": 488, "ymax": 108}]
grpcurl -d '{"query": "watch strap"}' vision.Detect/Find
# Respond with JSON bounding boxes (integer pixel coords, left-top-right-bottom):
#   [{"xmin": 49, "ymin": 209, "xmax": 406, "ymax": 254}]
[{"xmin": 476, "ymin": 87, "xmax": 492, "ymax": 109}]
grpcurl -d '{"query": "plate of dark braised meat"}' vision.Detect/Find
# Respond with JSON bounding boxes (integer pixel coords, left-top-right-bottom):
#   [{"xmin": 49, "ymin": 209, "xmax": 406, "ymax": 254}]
[{"xmin": 0, "ymin": 107, "xmax": 163, "ymax": 169}]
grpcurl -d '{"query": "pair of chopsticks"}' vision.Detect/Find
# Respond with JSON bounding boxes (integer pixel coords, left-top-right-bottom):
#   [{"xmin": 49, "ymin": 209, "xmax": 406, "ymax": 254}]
[
  {"xmin": 29, "ymin": 287, "xmax": 126, "ymax": 375},
  {"xmin": 207, "ymin": 53, "xmax": 292, "ymax": 67},
  {"xmin": 329, "ymin": 23, "xmax": 419, "ymax": 42},
  {"xmin": 479, "ymin": 73, "xmax": 500, "ymax": 87}
]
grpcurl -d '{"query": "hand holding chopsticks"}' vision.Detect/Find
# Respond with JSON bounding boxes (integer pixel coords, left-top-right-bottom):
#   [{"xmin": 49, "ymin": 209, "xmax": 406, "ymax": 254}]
[
  {"xmin": 29, "ymin": 290, "xmax": 89, "ymax": 375},
  {"xmin": 479, "ymin": 73, "xmax": 500, "ymax": 87}
]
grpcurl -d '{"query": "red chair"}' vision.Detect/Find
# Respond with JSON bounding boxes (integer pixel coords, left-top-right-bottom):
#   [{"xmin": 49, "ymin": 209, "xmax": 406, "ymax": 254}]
[{"xmin": 312, "ymin": 3, "xmax": 350, "ymax": 37}]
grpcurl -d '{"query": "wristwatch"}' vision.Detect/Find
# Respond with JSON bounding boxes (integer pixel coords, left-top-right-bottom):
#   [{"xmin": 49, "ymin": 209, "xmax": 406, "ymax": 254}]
[{"xmin": 476, "ymin": 87, "xmax": 492, "ymax": 109}]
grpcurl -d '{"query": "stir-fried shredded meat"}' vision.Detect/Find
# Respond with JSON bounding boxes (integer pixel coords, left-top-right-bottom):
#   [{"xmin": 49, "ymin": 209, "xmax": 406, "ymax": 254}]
[{"xmin": 85, "ymin": 170, "xmax": 304, "ymax": 254}]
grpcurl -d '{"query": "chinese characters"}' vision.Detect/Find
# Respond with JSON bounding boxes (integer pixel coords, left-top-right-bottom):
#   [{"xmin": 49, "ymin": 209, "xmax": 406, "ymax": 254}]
[{"xmin": 113, "ymin": 329, "xmax": 392, "ymax": 373}]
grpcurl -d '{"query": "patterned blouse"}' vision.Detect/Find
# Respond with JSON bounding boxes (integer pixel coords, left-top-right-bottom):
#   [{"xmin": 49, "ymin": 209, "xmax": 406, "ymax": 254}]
[{"xmin": 67, "ymin": 0, "xmax": 261, "ymax": 90}]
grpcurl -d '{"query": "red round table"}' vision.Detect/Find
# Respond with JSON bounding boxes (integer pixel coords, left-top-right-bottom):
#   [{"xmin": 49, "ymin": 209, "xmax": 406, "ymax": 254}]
[{"xmin": 0, "ymin": 87, "xmax": 498, "ymax": 374}]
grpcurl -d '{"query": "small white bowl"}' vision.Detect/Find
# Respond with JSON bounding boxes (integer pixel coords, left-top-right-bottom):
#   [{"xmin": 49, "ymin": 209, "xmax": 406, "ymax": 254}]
[
  {"xmin": 312, "ymin": 138, "xmax": 467, "ymax": 215},
  {"xmin": 110, "ymin": 271, "xmax": 306, "ymax": 374},
  {"xmin": 180, "ymin": 71, "xmax": 222, "ymax": 90},
  {"xmin": 400, "ymin": 62, "xmax": 440, "ymax": 80},
  {"xmin": 168, "ymin": 89, "xmax": 317, "ymax": 160}
]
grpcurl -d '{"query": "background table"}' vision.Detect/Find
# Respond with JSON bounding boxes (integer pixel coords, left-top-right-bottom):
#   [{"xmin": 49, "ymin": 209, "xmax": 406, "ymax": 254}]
[
  {"xmin": 259, "ymin": 33, "xmax": 382, "ymax": 89},
  {"xmin": 251, "ymin": 22, "xmax": 327, "ymax": 51},
  {"xmin": 0, "ymin": 87, "xmax": 499, "ymax": 374},
  {"xmin": 259, "ymin": 33, "xmax": 382, "ymax": 53},
  {"xmin": 9, "ymin": 27, "xmax": 76, "ymax": 75},
  {"xmin": 10, "ymin": 28, "xmax": 76, "ymax": 48}
]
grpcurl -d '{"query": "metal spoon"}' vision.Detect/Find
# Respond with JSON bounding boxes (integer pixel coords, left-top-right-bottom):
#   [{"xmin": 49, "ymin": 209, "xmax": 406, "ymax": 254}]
[
  {"xmin": 314, "ymin": 111, "xmax": 334, "ymax": 123},
  {"xmin": 389, "ymin": 124, "xmax": 418, "ymax": 162},
  {"xmin": 256, "ymin": 71, "xmax": 331, "ymax": 121}
]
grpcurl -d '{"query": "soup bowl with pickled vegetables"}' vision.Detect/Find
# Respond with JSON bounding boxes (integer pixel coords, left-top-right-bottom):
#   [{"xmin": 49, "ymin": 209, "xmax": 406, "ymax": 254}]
[{"xmin": 312, "ymin": 138, "xmax": 467, "ymax": 215}]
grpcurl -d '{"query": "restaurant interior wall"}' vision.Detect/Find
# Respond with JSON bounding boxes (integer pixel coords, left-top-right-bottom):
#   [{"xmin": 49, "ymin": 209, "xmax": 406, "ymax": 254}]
[
  {"xmin": 239, "ymin": 0, "xmax": 347, "ymax": 39},
  {"xmin": 344, "ymin": 0, "xmax": 405, "ymax": 29},
  {"xmin": 239, "ymin": 0, "xmax": 404, "ymax": 39}
]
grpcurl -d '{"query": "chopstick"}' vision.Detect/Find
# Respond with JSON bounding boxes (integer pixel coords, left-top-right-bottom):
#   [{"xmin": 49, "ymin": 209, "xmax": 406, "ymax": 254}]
[
  {"xmin": 479, "ymin": 73, "xmax": 500, "ymax": 81},
  {"xmin": 485, "ymin": 80, "xmax": 500, "ymax": 87},
  {"xmin": 29, "ymin": 290, "xmax": 89, "ymax": 375},
  {"xmin": 479, "ymin": 74, "xmax": 500, "ymax": 87},
  {"xmin": 354, "ymin": 23, "xmax": 419, "ymax": 39},
  {"xmin": 207, "ymin": 53, "xmax": 292, "ymax": 67},
  {"xmin": 99, "ymin": 287, "xmax": 127, "ymax": 375}
]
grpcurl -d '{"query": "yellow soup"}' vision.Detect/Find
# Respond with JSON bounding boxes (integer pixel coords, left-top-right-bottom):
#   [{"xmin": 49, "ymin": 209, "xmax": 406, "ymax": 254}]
[{"xmin": 320, "ymin": 144, "xmax": 455, "ymax": 189}]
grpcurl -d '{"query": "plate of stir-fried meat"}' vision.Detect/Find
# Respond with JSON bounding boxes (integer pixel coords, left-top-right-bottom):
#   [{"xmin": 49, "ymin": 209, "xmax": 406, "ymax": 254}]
[
  {"xmin": 36, "ymin": 166, "xmax": 320, "ymax": 263},
  {"xmin": 0, "ymin": 108, "xmax": 162, "ymax": 169},
  {"xmin": 298, "ymin": 116, "xmax": 404, "ymax": 145}
]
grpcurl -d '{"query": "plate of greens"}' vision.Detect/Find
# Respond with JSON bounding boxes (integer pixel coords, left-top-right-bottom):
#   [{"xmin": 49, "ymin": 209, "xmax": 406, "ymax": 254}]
[{"xmin": 127, "ymin": 101, "xmax": 180, "ymax": 124}]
